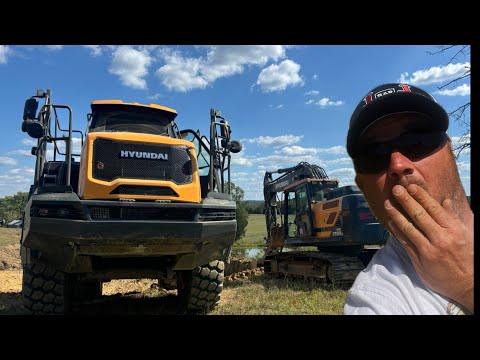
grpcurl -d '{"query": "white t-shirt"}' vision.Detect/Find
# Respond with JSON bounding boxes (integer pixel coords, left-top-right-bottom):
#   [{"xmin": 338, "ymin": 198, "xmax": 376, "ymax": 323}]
[{"xmin": 344, "ymin": 235, "xmax": 467, "ymax": 315}]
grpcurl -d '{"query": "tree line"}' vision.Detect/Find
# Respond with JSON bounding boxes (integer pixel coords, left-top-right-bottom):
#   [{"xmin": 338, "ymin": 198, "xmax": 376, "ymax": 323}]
[{"xmin": 0, "ymin": 191, "xmax": 28, "ymax": 224}]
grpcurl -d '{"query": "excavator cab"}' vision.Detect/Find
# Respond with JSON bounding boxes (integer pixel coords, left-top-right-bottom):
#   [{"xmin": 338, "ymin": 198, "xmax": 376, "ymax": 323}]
[
  {"xmin": 283, "ymin": 179, "xmax": 339, "ymax": 240},
  {"xmin": 87, "ymin": 101, "xmax": 178, "ymax": 137}
]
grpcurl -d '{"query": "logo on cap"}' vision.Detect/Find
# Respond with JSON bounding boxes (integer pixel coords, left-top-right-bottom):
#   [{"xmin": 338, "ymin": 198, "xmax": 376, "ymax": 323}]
[{"xmin": 362, "ymin": 84, "xmax": 412, "ymax": 107}]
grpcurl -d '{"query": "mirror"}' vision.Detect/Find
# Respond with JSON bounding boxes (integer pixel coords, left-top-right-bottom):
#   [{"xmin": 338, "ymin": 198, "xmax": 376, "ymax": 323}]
[
  {"xmin": 22, "ymin": 120, "xmax": 45, "ymax": 139},
  {"xmin": 220, "ymin": 120, "xmax": 230, "ymax": 138},
  {"xmin": 229, "ymin": 140, "xmax": 242, "ymax": 153},
  {"xmin": 23, "ymin": 98, "xmax": 39, "ymax": 121}
]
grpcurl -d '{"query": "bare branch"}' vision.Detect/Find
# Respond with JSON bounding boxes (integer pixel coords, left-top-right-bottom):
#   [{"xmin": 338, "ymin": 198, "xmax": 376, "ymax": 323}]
[
  {"xmin": 427, "ymin": 45, "xmax": 456, "ymax": 56},
  {"xmin": 437, "ymin": 71, "xmax": 470, "ymax": 89},
  {"xmin": 448, "ymin": 103, "xmax": 470, "ymax": 121},
  {"xmin": 429, "ymin": 45, "xmax": 470, "ymax": 158},
  {"xmin": 447, "ymin": 45, "xmax": 469, "ymax": 65}
]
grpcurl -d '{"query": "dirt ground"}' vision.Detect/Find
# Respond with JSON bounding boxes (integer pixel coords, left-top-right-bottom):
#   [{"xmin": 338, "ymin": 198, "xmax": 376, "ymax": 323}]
[
  {"xmin": 0, "ymin": 270, "xmax": 185, "ymax": 314},
  {"xmin": 0, "ymin": 227, "xmax": 261, "ymax": 315}
]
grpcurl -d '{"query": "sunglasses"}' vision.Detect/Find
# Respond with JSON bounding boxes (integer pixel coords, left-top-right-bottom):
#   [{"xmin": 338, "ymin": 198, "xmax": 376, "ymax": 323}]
[{"xmin": 353, "ymin": 131, "xmax": 448, "ymax": 174}]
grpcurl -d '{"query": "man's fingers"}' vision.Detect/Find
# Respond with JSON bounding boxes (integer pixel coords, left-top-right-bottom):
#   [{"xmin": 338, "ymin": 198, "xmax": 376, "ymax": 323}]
[
  {"xmin": 442, "ymin": 198, "xmax": 460, "ymax": 220},
  {"xmin": 392, "ymin": 185, "xmax": 438, "ymax": 239},
  {"xmin": 384, "ymin": 197, "xmax": 429, "ymax": 251},
  {"xmin": 387, "ymin": 220, "xmax": 420, "ymax": 262},
  {"xmin": 405, "ymin": 184, "xmax": 452, "ymax": 228}
]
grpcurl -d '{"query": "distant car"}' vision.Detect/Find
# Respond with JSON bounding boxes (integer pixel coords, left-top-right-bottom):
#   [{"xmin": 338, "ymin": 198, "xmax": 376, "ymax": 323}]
[{"xmin": 7, "ymin": 219, "xmax": 23, "ymax": 228}]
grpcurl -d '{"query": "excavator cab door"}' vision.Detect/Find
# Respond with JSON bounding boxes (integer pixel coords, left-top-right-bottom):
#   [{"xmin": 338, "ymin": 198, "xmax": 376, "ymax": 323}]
[
  {"xmin": 284, "ymin": 185, "xmax": 313, "ymax": 238},
  {"xmin": 295, "ymin": 185, "xmax": 314, "ymax": 237}
]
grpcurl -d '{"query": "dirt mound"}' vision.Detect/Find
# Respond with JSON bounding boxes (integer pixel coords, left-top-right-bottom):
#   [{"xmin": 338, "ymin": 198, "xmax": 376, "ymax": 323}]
[
  {"xmin": 225, "ymin": 257, "xmax": 258, "ymax": 276},
  {"xmin": 225, "ymin": 267, "xmax": 264, "ymax": 281},
  {"xmin": 0, "ymin": 243, "xmax": 21, "ymax": 270}
]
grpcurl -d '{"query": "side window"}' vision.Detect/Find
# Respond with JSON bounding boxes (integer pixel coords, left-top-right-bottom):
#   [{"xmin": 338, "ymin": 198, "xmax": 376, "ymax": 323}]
[
  {"xmin": 287, "ymin": 192, "xmax": 296, "ymax": 237},
  {"xmin": 182, "ymin": 132, "xmax": 210, "ymax": 176},
  {"xmin": 295, "ymin": 187, "xmax": 308, "ymax": 212}
]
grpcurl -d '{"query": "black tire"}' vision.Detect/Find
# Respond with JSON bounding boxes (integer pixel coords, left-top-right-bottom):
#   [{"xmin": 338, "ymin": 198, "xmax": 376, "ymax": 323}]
[
  {"xmin": 22, "ymin": 259, "xmax": 74, "ymax": 315},
  {"xmin": 178, "ymin": 260, "xmax": 224, "ymax": 313}
]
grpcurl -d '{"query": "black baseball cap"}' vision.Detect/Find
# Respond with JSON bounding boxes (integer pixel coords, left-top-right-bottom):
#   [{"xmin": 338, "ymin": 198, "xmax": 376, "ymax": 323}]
[{"xmin": 347, "ymin": 83, "xmax": 449, "ymax": 158}]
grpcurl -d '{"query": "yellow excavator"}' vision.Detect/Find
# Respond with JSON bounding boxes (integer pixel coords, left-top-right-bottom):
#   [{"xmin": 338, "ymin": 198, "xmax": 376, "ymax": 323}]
[{"xmin": 263, "ymin": 162, "xmax": 388, "ymax": 284}]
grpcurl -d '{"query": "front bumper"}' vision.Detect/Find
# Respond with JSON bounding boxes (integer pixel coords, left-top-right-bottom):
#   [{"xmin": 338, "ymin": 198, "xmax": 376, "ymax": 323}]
[{"xmin": 21, "ymin": 190, "xmax": 237, "ymax": 271}]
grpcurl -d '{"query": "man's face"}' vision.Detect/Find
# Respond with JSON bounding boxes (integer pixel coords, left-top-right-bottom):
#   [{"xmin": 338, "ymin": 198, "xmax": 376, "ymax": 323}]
[{"xmin": 353, "ymin": 113, "xmax": 464, "ymax": 228}]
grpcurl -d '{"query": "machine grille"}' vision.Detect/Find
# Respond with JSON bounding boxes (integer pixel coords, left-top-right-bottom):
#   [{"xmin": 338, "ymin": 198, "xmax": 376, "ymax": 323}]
[
  {"xmin": 110, "ymin": 185, "xmax": 178, "ymax": 197},
  {"xmin": 92, "ymin": 138, "xmax": 192, "ymax": 184},
  {"xmin": 88, "ymin": 206, "xmax": 197, "ymax": 221}
]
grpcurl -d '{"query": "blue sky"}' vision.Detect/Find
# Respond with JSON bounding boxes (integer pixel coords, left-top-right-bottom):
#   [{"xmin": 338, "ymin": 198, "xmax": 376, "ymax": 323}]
[{"xmin": 0, "ymin": 45, "xmax": 471, "ymax": 200}]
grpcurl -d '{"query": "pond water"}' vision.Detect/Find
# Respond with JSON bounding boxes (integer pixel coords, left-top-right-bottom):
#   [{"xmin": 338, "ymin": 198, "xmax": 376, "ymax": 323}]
[{"xmin": 231, "ymin": 247, "xmax": 265, "ymax": 259}]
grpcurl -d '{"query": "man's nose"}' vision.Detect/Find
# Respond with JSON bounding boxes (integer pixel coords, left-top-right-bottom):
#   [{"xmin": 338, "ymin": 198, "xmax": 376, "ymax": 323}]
[{"xmin": 387, "ymin": 150, "xmax": 414, "ymax": 180}]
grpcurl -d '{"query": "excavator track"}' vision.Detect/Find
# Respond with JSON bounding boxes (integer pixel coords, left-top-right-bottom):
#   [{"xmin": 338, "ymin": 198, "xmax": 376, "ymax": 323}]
[{"xmin": 263, "ymin": 251, "xmax": 367, "ymax": 286}]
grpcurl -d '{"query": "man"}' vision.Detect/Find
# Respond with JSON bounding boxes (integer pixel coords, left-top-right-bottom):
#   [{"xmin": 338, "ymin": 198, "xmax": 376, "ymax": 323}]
[{"xmin": 343, "ymin": 83, "xmax": 473, "ymax": 315}]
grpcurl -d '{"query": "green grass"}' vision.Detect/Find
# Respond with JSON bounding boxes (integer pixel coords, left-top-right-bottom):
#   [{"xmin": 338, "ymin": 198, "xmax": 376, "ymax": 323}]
[
  {"xmin": 212, "ymin": 274, "xmax": 348, "ymax": 315},
  {"xmin": 0, "ymin": 228, "xmax": 21, "ymax": 247},
  {"xmin": 234, "ymin": 214, "xmax": 266, "ymax": 249}
]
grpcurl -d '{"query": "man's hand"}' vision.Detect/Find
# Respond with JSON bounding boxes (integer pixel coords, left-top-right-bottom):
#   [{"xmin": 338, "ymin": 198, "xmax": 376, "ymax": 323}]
[{"xmin": 384, "ymin": 184, "xmax": 474, "ymax": 313}]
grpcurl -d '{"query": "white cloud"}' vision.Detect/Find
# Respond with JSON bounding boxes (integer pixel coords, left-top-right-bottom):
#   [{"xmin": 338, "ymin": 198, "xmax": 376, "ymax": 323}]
[
  {"xmin": 317, "ymin": 146, "xmax": 346, "ymax": 155},
  {"xmin": 313, "ymin": 74, "xmax": 319, "ymax": 80},
  {"xmin": 82, "ymin": 45, "xmax": 102, "ymax": 57},
  {"xmin": 8, "ymin": 168, "xmax": 34, "ymax": 175},
  {"xmin": 256, "ymin": 59, "xmax": 304, "ymax": 92},
  {"xmin": 456, "ymin": 161, "xmax": 470, "ymax": 172},
  {"xmin": 460, "ymin": 174, "xmax": 470, "ymax": 196},
  {"xmin": 0, "ymin": 45, "xmax": 11, "ymax": 64},
  {"xmin": 46, "ymin": 45, "xmax": 63, "ymax": 51},
  {"xmin": 436, "ymin": 83, "xmax": 470, "ymax": 96},
  {"xmin": 305, "ymin": 99, "xmax": 315, "ymax": 105},
  {"xmin": 327, "ymin": 167, "xmax": 355, "ymax": 177},
  {"xmin": 47, "ymin": 137, "xmax": 83, "ymax": 158},
  {"xmin": 324, "ymin": 157, "xmax": 352, "ymax": 166},
  {"xmin": 22, "ymin": 138, "xmax": 37, "ymax": 146},
  {"xmin": 201, "ymin": 45, "xmax": 285, "ymax": 81},
  {"xmin": 156, "ymin": 45, "xmax": 287, "ymax": 92},
  {"xmin": 251, "ymin": 154, "xmax": 325, "ymax": 170},
  {"xmin": 147, "ymin": 93, "xmax": 162, "ymax": 100},
  {"xmin": 243, "ymin": 134, "xmax": 303, "ymax": 147},
  {"xmin": 233, "ymin": 172, "xmax": 251, "ymax": 177},
  {"xmin": 156, "ymin": 51, "xmax": 206, "ymax": 92},
  {"xmin": 109, "ymin": 46, "xmax": 152, "ymax": 90},
  {"xmin": 8, "ymin": 149, "xmax": 32, "ymax": 156},
  {"xmin": 231, "ymin": 157, "xmax": 254, "ymax": 166},
  {"xmin": 0, "ymin": 173, "xmax": 31, "ymax": 197},
  {"xmin": 0, "ymin": 157, "xmax": 17, "ymax": 165},
  {"xmin": 270, "ymin": 104, "xmax": 284, "ymax": 110},
  {"xmin": 450, "ymin": 133, "xmax": 471, "ymax": 155},
  {"xmin": 305, "ymin": 90, "xmax": 319, "ymax": 96},
  {"xmin": 398, "ymin": 62, "xmax": 470, "ymax": 86},
  {"xmin": 313, "ymin": 98, "xmax": 345, "ymax": 108},
  {"xmin": 279, "ymin": 146, "xmax": 317, "ymax": 156}
]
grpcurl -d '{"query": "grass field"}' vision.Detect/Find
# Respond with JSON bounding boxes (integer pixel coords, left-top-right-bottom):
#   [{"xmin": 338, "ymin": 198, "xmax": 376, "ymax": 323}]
[
  {"xmin": 211, "ymin": 275, "xmax": 348, "ymax": 315},
  {"xmin": 234, "ymin": 214, "xmax": 266, "ymax": 248}
]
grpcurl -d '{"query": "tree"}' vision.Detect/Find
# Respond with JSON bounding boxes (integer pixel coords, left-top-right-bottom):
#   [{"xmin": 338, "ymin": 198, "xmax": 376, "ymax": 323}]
[
  {"xmin": 0, "ymin": 191, "xmax": 29, "ymax": 223},
  {"xmin": 428, "ymin": 45, "xmax": 470, "ymax": 158},
  {"xmin": 227, "ymin": 182, "xmax": 249, "ymax": 241}
]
